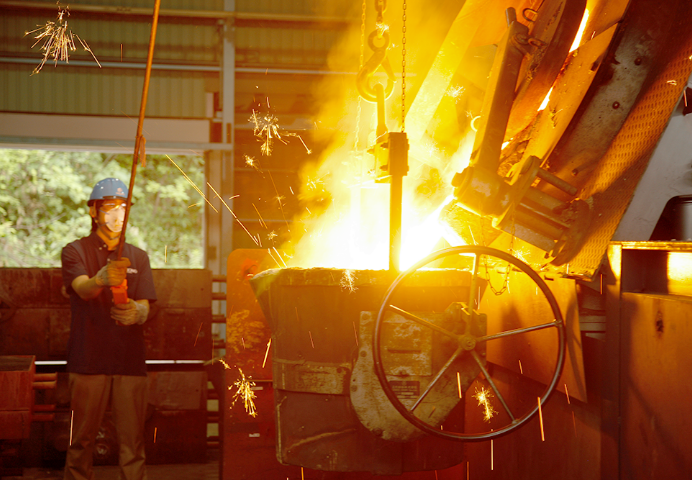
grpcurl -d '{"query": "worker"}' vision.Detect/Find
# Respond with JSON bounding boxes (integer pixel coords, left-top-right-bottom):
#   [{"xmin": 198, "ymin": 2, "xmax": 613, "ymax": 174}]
[{"xmin": 61, "ymin": 177, "xmax": 157, "ymax": 480}]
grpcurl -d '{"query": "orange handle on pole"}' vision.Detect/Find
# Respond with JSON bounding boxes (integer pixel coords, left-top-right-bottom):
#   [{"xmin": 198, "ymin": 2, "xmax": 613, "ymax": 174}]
[{"xmin": 111, "ymin": 279, "xmax": 128, "ymax": 305}]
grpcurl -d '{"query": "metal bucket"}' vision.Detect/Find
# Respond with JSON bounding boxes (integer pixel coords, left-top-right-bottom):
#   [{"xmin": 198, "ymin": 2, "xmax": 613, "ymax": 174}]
[{"xmin": 250, "ymin": 267, "xmax": 470, "ymax": 475}]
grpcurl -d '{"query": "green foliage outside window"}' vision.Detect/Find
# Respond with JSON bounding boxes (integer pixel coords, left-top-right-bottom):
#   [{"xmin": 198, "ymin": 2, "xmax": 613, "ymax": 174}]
[{"xmin": 0, "ymin": 149, "xmax": 204, "ymax": 268}]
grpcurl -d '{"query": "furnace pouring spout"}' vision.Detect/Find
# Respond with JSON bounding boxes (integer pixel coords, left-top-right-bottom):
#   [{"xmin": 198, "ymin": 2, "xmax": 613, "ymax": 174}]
[{"xmin": 451, "ymin": 8, "xmax": 590, "ymax": 265}]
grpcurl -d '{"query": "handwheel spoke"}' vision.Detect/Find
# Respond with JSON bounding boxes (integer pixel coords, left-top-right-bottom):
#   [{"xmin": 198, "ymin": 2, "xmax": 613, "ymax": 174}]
[
  {"xmin": 475, "ymin": 320, "xmax": 559, "ymax": 343},
  {"xmin": 471, "ymin": 350, "xmax": 515, "ymax": 422},
  {"xmin": 409, "ymin": 346, "xmax": 464, "ymax": 412},
  {"xmin": 387, "ymin": 305, "xmax": 458, "ymax": 341}
]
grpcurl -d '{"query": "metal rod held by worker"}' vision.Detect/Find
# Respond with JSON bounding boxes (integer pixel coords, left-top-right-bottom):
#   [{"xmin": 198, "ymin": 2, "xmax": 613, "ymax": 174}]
[{"xmin": 116, "ymin": 0, "xmax": 161, "ymax": 260}]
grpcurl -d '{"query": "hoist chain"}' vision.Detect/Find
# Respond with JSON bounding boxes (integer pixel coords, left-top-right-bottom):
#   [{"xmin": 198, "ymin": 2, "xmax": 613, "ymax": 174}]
[
  {"xmin": 356, "ymin": 0, "xmax": 396, "ymax": 105},
  {"xmin": 401, "ymin": 0, "xmax": 406, "ymax": 132},
  {"xmin": 354, "ymin": 0, "xmax": 367, "ymax": 154},
  {"xmin": 375, "ymin": 0, "xmax": 387, "ymax": 36}
]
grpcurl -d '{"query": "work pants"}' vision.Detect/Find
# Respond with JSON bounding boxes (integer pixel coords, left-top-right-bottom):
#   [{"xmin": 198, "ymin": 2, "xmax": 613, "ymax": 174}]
[{"xmin": 64, "ymin": 373, "xmax": 148, "ymax": 480}]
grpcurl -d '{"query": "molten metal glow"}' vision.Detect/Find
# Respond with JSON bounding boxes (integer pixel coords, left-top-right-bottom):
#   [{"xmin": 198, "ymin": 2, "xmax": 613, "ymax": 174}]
[
  {"xmin": 287, "ymin": 35, "xmax": 479, "ymax": 271},
  {"xmin": 569, "ymin": 9, "xmax": 590, "ymax": 52},
  {"xmin": 399, "ymin": 196, "xmax": 451, "ymax": 270}
]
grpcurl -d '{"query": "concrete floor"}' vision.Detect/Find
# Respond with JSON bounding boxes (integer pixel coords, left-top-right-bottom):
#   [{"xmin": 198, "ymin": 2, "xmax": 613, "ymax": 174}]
[
  {"xmin": 5, "ymin": 461, "xmax": 219, "ymax": 480},
  {"xmin": 4, "ymin": 449, "xmax": 220, "ymax": 480}
]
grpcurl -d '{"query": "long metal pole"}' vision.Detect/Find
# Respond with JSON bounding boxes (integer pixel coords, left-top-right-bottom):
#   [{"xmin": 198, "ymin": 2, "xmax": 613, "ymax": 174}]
[
  {"xmin": 117, "ymin": 0, "xmax": 161, "ymax": 259},
  {"xmin": 389, "ymin": 173, "xmax": 402, "ymax": 272}
]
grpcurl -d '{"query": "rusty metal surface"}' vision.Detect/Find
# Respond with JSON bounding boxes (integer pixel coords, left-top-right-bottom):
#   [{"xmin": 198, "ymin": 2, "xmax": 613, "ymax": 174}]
[
  {"xmin": 481, "ymin": 271, "xmax": 587, "ymax": 403},
  {"xmin": 563, "ymin": 0, "xmax": 692, "ymax": 277},
  {"xmin": 522, "ymin": 23, "xmax": 619, "ymax": 176},
  {"xmin": 224, "ymin": 249, "xmax": 288, "ymax": 480},
  {"xmin": 0, "ymin": 355, "xmax": 35, "ymax": 439},
  {"xmin": 225, "ymin": 249, "xmax": 276, "ymax": 379},
  {"xmin": 619, "ymin": 292, "xmax": 692, "ymax": 479},
  {"xmin": 0, "ymin": 268, "xmax": 212, "ymax": 360},
  {"xmin": 273, "ymin": 388, "xmax": 465, "ymax": 476},
  {"xmin": 463, "ymin": 359, "xmax": 603, "ymax": 480},
  {"xmin": 351, "ymin": 310, "xmax": 476, "ymax": 443},
  {"xmin": 147, "ymin": 371, "xmax": 207, "ymax": 411},
  {"xmin": 544, "ymin": 0, "xmax": 669, "ymax": 194},
  {"xmin": 506, "ymin": 0, "xmax": 587, "ymax": 139},
  {"xmin": 273, "ymin": 358, "xmax": 350, "ymax": 395},
  {"xmin": 0, "ymin": 356, "xmax": 34, "ymax": 411},
  {"xmin": 251, "ymin": 267, "xmax": 470, "ymax": 473}
]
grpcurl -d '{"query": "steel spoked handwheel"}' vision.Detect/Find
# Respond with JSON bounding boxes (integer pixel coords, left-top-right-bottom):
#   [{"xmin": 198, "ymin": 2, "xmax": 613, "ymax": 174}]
[{"xmin": 373, "ymin": 245, "xmax": 566, "ymax": 441}]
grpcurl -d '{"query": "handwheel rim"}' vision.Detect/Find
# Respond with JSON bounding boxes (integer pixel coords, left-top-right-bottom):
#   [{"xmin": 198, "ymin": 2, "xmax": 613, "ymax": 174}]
[{"xmin": 373, "ymin": 245, "xmax": 566, "ymax": 441}]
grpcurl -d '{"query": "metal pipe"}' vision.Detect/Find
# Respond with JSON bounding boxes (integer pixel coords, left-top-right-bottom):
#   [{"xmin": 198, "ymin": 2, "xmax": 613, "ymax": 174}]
[
  {"xmin": 470, "ymin": 8, "xmax": 528, "ymax": 171},
  {"xmin": 389, "ymin": 172, "xmax": 402, "ymax": 272},
  {"xmin": 536, "ymin": 168, "xmax": 578, "ymax": 196},
  {"xmin": 0, "ymin": 0, "xmax": 353, "ymax": 24},
  {"xmin": 523, "ymin": 187, "xmax": 569, "ymax": 214},
  {"xmin": 32, "ymin": 380, "xmax": 57, "ymax": 389},
  {"xmin": 386, "ymin": 133, "xmax": 409, "ymax": 272},
  {"xmin": 514, "ymin": 207, "xmax": 566, "ymax": 240},
  {"xmin": 1, "ymin": 57, "xmax": 404, "ymax": 77}
]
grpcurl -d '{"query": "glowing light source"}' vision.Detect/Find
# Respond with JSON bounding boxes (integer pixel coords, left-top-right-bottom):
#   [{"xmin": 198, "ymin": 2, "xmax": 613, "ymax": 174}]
[
  {"xmin": 538, "ymin": 87, "xmax": 553, "ymax": 112},
  {"xmin": 569, "ymin": 9, "xmax": 590, "ymax": 52},
  {"xmin": 398, "ymin": 196, "xmax": 450, "ymax": 270}
]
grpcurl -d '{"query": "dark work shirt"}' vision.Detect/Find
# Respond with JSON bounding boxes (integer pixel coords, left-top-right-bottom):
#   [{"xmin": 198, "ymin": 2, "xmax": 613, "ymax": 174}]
[{"xmin": 61, "ymin": 232, "xmax": 157, "ymax": 376}]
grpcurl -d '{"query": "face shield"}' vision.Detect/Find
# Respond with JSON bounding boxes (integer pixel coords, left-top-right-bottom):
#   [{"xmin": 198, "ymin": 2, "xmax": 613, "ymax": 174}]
[{"xmin": 99, "ymin": 203, "xmax": 126, "ymax": 233}]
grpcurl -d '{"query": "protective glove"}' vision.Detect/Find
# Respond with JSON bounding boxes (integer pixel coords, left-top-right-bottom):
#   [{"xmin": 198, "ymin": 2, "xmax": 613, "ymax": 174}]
[
  {"xmin": 94, "ymin": 257, "xmax": 131, "ymax": 286},
  {"xmin": 111, "ymin": 298, "xmax": 148, "ymax": 325}
]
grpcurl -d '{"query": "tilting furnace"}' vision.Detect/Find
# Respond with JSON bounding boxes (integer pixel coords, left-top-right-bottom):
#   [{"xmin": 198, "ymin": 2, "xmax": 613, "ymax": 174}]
[{"xmin": 223, "ymin": 0, "xmax": 692, "ymax": 478}]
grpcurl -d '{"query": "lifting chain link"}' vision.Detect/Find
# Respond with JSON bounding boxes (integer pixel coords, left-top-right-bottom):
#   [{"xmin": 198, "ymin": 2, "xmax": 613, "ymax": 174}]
[
  {"xmin": 356, "ymin": 0, "xmax": 396, "ymax": 108},
  {"xmin": 401, "ymin": 0, "xmax": 406, "ymax": 132},
  {"xmin": 479, "ymin": 212, "xmax": 516, "ymax": 296},
  {"xmin": 375, "ymin": 0, "xmax": 387, "ymax": 36},
  {"xmin": 354, "ymin": 0, "xmax": 368, "ymax": 154}
]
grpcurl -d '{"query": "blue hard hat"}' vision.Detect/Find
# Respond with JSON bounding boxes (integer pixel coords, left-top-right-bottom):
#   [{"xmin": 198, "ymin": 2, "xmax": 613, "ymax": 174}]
[{"xmin": 88, "ymin": 178, "xmax": 129, "ymax": 205}]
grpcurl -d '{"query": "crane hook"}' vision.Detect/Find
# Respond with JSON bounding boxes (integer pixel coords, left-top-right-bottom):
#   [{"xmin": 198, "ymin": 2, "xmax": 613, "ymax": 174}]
[{"xmin": 356, "ymin": 30, "xmax": 396, "ymax": 104}]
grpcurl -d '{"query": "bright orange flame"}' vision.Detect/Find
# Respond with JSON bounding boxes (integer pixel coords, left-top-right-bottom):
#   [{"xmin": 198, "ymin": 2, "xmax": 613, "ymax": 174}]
[
  {"xmin": 569, "ymin": 9, "xmax": 590, "ymax": 52},
  {"xmin": 288, "ymin": 127, "xmax": 474, "ymax": 271},
  {"xmin": 537, "ymin": 87, "xmax": 553, "ymax": 112},
  {"xmin": 289, "ymin": 181, "xmax": 457, "ymax": 270},
  {"xmin": 399, "ymin": 195, "xmax": 452, "ymax": 270}
]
